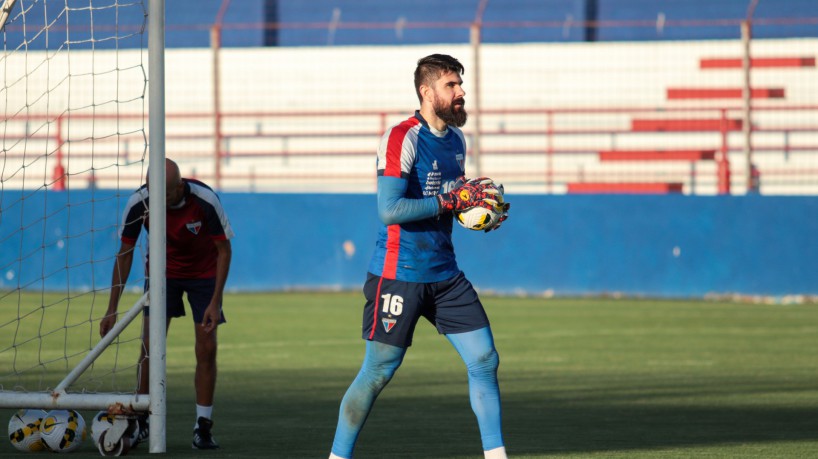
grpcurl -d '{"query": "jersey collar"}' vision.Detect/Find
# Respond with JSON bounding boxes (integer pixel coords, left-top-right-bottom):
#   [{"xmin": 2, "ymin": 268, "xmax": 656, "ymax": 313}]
[
  {"xmin": 414, "ymin": 110, "xmax": 428, "ymax": 128},
  {"xmin": 414, "ymin": 110, "xmax": 449, "ymax": 137}
]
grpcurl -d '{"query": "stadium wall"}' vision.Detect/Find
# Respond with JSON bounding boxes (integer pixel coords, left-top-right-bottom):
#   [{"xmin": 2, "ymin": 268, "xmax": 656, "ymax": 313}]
[
  {"xmin": 4, "ymin": 38, "xmax": 816, "ymax": 193},
  {"xmin": 2, "ymin": 191, "xmax": 815, "ymax": 298}
]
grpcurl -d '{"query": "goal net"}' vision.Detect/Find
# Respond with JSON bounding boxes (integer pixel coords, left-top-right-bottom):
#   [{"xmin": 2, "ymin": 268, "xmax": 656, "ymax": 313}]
[{"xmin": 0, "ymin": 0, "xmax": 162, "ymax": 437}]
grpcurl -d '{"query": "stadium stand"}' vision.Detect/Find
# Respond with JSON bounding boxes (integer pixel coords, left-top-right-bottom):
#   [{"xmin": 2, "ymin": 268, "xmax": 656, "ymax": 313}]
[{"xmin": 2, "ymin": 2, "xmax": 816, "ymax": 195}]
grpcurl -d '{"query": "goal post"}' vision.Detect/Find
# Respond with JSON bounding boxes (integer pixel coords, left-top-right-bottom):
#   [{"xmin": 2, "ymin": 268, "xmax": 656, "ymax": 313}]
[
  {"xmin": 147, "ymin": 0, "xmax": 167, "ymax": 453},
  {"xmin": 0, "ymin": 0, "xmax": 19, "ymax": 30},
  {"xmin": 0, "ymin": 0, "xmax": 167, "ymax": 453}
]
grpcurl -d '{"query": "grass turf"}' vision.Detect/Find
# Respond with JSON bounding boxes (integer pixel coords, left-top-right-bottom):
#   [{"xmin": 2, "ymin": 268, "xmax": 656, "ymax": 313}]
[{"xmin": 2, "ymin": 292, "xmax": 817, "ymax": 457}]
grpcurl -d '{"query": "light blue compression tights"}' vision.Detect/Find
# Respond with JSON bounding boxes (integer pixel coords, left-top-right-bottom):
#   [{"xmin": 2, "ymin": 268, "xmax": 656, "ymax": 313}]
[{"xmin": 330, "ymin": 327, "xmax": 503, "ymax": 458}]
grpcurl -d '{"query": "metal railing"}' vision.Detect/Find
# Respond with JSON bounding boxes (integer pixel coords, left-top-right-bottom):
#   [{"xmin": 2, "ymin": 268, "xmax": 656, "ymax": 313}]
[{"xmin": 3, "ymin": 103, "xmax": 817, "ymax": 194}]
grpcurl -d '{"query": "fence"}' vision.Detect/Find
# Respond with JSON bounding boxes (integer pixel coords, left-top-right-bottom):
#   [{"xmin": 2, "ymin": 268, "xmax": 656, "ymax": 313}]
[
  {"xmin": 2, "ymin": 17, "xmax": 817, "ymax": 195},
  {"xmin": 3, "ymin": 103, "xmax": 818, "ymax": 194}
]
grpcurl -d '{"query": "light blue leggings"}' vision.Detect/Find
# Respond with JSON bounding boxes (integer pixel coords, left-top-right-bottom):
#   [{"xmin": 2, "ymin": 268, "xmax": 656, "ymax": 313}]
[{"xmin": 330, "ymin": 326, "xmax": 503, "ymax": 458}]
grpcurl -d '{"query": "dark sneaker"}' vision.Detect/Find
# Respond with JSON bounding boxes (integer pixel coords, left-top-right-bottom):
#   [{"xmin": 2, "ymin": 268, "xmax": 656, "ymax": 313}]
[
  {"xmin": 133, "ymin": 415, "xmax": 149, "ymax": 448},
  {"xmin": 192, "ymin": 417, "xmax": 219, "ymax": 450}
]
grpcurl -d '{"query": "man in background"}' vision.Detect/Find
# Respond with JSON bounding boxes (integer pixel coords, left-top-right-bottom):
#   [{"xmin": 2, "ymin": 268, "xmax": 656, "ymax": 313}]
[{"xmin": 101, "ymin": 158, "xmax": 233, "ymax": 450}]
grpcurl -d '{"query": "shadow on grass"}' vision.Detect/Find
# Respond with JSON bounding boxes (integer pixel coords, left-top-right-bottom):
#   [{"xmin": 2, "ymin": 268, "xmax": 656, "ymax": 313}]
[
  {"xmin": 159, "ymin": 369, "xmax": 818, "ymax": 458},
  {"xmin": 3, "ymin": 369, "xmax": 816, "ymax": 458}
]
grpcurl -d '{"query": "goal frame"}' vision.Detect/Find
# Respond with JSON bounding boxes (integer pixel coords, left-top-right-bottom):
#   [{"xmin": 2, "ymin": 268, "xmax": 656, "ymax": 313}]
[
  {"xmin": 146, "ymin": 0, "xmax": 168, "ymax": 453},
  {"xmin": 0, "ymin": 0, "xmax": 168, "ymax": 453}
]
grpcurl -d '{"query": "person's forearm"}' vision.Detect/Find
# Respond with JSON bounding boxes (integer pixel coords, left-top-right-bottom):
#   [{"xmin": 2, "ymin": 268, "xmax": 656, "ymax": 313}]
[
  {"xmin": 377, "ymin": 176, "xmax": 440, "ymax": 225},
  {"xmin": 211, "ymin": 242, "xmax": 231, "ymax": 306},
  {"xmin": 107, "ymin": 249, "xmax": 134, "ymax": 312}
]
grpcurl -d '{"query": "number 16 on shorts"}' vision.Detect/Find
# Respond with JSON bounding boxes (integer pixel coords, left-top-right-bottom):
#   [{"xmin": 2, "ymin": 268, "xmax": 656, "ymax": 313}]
[
  {"xmin": 362, "ymin": 273, "xmax": 426, "ymax": 346},
  {"xmin": 381, "ymin": 293, "xmax": 403, "ymax": 332}
]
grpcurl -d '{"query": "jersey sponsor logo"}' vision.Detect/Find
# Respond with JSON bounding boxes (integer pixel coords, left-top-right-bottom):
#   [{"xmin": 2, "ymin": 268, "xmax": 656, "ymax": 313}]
[
  {"xmin": 186, "ymin": 221, "xmax": 202, "ymax": 235},
  {"xmin": 382, "ymin": 317, "xmax": 397, "ymax": 333},
  {"xmin": 424, "ymin": 171, "xmax": 442, "ymax": 196}
]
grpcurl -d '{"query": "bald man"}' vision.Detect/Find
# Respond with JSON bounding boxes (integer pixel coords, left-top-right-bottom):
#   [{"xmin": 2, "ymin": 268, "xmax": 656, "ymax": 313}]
[{"xmin": 101, "ymin": 158, "xmax": 234, "ymax": 450}]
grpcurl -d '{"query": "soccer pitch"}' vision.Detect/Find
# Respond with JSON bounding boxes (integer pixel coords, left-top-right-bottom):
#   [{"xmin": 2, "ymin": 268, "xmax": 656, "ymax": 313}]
[{"xmin": 3, "ymin": 292, "xmax": 818, "ymax": 458}]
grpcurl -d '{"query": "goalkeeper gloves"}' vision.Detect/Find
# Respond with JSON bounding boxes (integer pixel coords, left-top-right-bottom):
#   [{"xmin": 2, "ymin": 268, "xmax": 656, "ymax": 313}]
[
  {"xmin": 438, "ymin": 177, "xmax": 498, "ymax": 213},
  {"xmin": 483, "ymin": 184, "xmax": 511, "ymax": 232}
]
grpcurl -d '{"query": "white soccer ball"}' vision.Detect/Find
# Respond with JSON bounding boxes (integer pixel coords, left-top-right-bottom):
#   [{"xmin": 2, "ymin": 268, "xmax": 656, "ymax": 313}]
[
  {"xmin": 40, "ymin": 409, "xmax": 86, "ymax": 453},
  {"xmin": 91, "ymin": 410, "xmax": 139, "ymax": 455},
  {"xmin": 8, "ymin": 408, "xmax": 48, "ymax": 452},
  {"xmin": 454, "ymin": 184, "xmax": 506, "ymax": 231},
  {"xmin": 455, "ymin": 206, "xmax": 502, "ymax": 231}
]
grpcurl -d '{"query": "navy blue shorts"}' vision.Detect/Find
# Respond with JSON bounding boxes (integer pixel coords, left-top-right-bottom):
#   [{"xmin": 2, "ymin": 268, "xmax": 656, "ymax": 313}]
[
  {"xmin": 361, "ymin": 271, "xmax": 489, "ymax": 347},
  {"xmin": 144, "ymin": 278, "xmax": 226, "ymax": 324}
]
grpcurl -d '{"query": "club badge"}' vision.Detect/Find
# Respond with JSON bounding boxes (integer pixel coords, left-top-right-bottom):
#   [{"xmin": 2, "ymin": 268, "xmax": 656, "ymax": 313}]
[
  {"xmin": 186, "ymin": 221, "xmax": 202, "ymax": 235},
  {"xmin": 382, "ymin": 318, "xmax": 397, "ymax": 333}
]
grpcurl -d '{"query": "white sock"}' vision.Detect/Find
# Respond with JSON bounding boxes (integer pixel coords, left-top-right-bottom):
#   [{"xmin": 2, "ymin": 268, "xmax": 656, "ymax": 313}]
[
  {"xmin": 195, "ymin": 404, "xmax": 213, "ymax": 428},
  {"xmin": 329, "ymin": 453, "xmax": 348, "ymax": 459},
  {"xmin": 484, "ymin": 446, "xmax": 507, "ymax": 459}
]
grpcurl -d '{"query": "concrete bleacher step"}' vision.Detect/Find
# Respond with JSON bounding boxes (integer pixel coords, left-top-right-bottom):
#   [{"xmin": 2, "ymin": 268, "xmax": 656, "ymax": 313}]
[
  {"xmin": 631, "ymin": 118, "xmax": 742, "ymax": 131},
  {"xmin": 566, "ymin": 182, "xmax": 684, "ymax": 194},
  {"xmin": 599, "ymin": 150, "xmax": 716, "ymax": 161},
  {"xmin": 700, "ymin": 56, "xmax": 816, "ymax": 69},
  {"xmin": 666, "ymin": 87, "xmax": 785, "ymax": 100}
]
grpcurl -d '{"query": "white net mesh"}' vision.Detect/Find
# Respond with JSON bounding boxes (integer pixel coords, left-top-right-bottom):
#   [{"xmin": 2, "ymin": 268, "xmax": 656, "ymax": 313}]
[{"xmin": 0, "ymin": 0, "xmax": 149, "ymax": 401}]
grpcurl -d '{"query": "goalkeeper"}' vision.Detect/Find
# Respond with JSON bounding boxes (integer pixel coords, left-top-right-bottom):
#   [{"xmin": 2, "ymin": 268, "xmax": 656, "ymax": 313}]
[{"xmin": 329, "ymin": 54, "xmax": 509, "ymax": 459}]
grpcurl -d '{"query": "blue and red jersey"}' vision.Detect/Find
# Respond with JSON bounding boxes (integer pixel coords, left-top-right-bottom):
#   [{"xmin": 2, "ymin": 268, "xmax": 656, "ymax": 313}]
[
  {"xmin": 119, "ymin": 179, "xmax": 234, "ymax": 279},
  {"xmin": 368, "ymin": 112, "xmax": 467, "ymax": 283}
]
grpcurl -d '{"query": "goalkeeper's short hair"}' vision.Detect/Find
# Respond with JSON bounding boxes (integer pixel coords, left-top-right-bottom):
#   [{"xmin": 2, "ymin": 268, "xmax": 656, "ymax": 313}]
[{"xmin": 414, "ymin": 54, "xmax": 465, "ymax": 103}]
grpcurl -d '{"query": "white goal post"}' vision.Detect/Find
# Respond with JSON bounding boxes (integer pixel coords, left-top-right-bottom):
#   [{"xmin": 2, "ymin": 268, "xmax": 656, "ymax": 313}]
[
  {"xmin": 0, "ymin": 0, "xmax": 167, "ymax": 453},
  {"xmin": 0, "ymin": 0, "xmax": 19, "ymax": 30}
]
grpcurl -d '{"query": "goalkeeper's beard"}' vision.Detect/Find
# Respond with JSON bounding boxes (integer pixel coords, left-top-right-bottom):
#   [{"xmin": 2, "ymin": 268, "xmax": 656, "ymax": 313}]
[{"xmin": 434, "ymin": 97, "xmax": 468, "ymax": 127}]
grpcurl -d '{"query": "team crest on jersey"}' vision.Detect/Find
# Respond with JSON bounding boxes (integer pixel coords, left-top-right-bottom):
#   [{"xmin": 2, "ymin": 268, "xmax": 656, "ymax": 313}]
[
  {"xmin": 456, "ymin": 153, "xmax": 465, "ymax": 171},
  {"xmin": 186, "ymin": 221, "xmax": 202, "ymax": 235},
  {"xmin": 382, "ymin": 318, "xmax": 397, "ymax": 333}
]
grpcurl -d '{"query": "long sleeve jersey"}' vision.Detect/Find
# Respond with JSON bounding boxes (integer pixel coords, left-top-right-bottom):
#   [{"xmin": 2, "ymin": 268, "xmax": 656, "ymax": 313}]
[{"xmin": 367, "ymin": 112, "xmax": 467, "ymax": 283}]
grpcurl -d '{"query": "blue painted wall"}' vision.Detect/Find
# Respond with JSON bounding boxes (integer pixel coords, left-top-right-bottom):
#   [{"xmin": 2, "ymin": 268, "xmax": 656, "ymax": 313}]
[
  {"xmin": 1, "ymin": 191, "xmax": 815, "ymax": 297},
  {"xmin": 470, "ymin": 195, "xmax": 818, "ymax": 297}
]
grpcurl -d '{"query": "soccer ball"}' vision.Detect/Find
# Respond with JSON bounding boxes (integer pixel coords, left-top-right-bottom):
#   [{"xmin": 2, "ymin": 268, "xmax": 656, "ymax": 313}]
[
  {"xmin": 91, "ymin": 410, "xmax": 140, "ymax": 455},
  {"xmin": 40, "ymin": 409, "xmax": 86, "ymax": 453},
  {"xmin": 454, "ymin": 184, "xmax": 507, "ymax": 231},
  {"xmin": 8, "ymin": 408, "xmax": 48, "ymax": 452},
  {"xmin": 455, "ymin": 206, "xmax": 502, "ymax": 231}
]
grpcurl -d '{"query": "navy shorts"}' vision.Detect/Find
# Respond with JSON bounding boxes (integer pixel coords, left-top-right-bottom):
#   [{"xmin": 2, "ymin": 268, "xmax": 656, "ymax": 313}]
[
  {"xmin": 144, "ymin": 278, "xmax": 226, "ymax": 324},
  {"xmin": 361, "ymin": 271, "xmax": 489, "ymax": 347}
]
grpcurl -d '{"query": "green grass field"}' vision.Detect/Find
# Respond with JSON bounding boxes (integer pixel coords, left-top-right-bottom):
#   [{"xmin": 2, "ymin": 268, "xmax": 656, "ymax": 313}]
[{"xmin": 2, "ymin": 292, "xmax": 818, "ymax": 458}]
